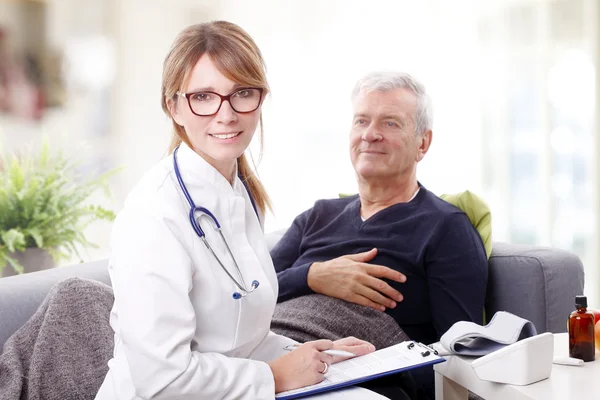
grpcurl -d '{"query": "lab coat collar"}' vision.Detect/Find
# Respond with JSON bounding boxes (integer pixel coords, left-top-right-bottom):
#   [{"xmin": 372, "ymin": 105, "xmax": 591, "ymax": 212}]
[{"xmin": 177, "ymin": 141, "xmax": 243, "ymax": 195}]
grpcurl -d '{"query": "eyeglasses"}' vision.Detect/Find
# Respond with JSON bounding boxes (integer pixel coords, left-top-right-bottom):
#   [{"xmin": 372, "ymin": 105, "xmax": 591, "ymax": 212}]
[{"xmin": 176, "ymin": 87, "xmax": 264, "ymax": 117}]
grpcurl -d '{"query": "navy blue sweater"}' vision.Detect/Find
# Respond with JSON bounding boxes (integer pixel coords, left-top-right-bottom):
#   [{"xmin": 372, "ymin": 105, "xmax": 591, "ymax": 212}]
[{"xmin": 271, "ymin": 187, "xmax": 488, "ymax": 345}]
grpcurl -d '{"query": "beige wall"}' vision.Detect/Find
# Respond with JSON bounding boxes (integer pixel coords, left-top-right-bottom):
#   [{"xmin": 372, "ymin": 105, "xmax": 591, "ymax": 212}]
[{"xmin": 0, "ymin": 2, "xmax": 44, "ymax": 55}]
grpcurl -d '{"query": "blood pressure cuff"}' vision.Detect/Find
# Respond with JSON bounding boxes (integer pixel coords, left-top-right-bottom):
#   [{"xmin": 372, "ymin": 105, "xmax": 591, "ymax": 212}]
[{"xmin": 439, "ymin": 311, "xmax": 537, "ymax": 356}]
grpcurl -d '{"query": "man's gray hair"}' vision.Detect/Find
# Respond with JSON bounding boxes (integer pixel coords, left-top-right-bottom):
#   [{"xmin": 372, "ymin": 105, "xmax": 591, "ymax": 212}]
[{"xmin": 351, "ymin": 72, "xmax": 433, "ymax": 134}]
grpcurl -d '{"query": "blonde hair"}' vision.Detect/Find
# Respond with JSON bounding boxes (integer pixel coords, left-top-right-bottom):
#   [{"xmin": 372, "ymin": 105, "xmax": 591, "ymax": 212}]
[{"xmin": 161, "ymin": 21, "xmax": 272, "ymax": 214}]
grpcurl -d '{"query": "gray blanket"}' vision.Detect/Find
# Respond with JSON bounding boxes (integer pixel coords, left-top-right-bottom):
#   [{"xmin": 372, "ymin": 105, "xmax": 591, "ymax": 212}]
[
  {"xmin": 0, "ymin": 278, "xmax": 114, "ymax": 400},
  {"xmin": 271, "ymin": 293, "xmax": 410, "ymax": 349}
]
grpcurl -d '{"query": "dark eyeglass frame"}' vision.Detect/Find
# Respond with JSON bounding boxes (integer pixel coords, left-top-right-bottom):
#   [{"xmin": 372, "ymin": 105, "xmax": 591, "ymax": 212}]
[{"xmin": 176, "ymin": 87, "xmax": 264, "ymax": 117}]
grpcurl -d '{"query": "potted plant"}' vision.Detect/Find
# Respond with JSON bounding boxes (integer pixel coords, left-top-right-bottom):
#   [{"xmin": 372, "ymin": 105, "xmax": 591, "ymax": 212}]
[{"xmin": 0, "ymin": 139, "xmax": 118, "ymax": 277}]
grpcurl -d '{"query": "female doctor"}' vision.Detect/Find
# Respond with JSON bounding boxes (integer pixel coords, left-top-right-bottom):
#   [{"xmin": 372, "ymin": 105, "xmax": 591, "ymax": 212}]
[{"xmin": 95, "ymin": 21, "xmax": 385, "ymax": 400}]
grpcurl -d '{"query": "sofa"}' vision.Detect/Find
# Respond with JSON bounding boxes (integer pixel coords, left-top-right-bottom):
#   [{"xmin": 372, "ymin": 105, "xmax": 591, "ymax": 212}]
[{"xmin": 0, "ymin": 230, "xmax": 585, "ymax": 350}]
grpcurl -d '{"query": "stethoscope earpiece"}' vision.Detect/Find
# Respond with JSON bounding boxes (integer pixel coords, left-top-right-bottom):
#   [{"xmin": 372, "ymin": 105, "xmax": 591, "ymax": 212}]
[
  {"xmin": 232, "ymin": 280, "xmax": 260, "ymax": 300},
  {"xmin": 173, "ymin": 146, "xmax": 260, "ymax": 301}
]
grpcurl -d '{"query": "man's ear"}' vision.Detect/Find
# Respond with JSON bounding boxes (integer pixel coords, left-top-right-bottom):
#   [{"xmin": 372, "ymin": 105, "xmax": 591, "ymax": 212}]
[
  {"xmin": 166, "ymin": 96, "xmax": 185, "ymax": 127},
  {"xmin": 416, "ymin": 130, "xmax": 432, "ymax": 162}
]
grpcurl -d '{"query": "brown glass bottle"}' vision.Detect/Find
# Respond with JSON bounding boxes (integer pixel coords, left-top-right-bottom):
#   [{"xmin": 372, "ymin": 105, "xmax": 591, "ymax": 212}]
[{"xmin": 569, "ymin": 295, "xmax": 596, "ymax": 362}]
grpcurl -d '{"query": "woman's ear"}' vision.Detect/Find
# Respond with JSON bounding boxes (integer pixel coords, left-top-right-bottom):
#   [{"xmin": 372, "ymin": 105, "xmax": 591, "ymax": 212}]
[{"xmin": 166, "ymin": 96, "xmax": 184, "ymax": 126}]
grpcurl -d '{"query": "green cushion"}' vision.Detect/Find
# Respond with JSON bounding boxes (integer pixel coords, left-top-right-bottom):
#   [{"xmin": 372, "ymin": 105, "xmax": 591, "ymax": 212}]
[{"xmin": 440, "ymin": 191, "xmax": 492, "ymax": 260}]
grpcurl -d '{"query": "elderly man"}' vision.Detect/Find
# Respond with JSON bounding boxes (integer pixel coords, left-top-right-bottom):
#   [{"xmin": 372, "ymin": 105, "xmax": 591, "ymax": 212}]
[{"xmin": 271, "ymin": 72, "xmax": 488, "ymax": 399}]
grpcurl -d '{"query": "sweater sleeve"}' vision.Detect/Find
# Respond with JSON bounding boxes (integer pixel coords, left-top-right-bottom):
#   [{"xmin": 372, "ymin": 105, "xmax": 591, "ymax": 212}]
[
  {"xmin": 270, "ymin": 210, "xmax": 315, "ymax": 302},
  {"xmin": 426, "ymin": 212, "xmax": 488, "ymax": 339},
  {"xmin": 109, "ymin": 207, "xmax": 275, "ymax": 400}
]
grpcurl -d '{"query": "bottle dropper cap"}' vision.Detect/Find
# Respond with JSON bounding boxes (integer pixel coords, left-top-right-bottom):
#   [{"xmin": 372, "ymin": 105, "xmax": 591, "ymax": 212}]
[{"xmin": 576, "ymin": 295, "xmax": 587, "ymax": 308}]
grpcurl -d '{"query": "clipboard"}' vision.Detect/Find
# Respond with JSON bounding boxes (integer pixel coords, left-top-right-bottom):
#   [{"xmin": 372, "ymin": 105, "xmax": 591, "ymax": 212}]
[{"xmin": 275, "ymin": 341, "xmax": 446, "ymax": 400}]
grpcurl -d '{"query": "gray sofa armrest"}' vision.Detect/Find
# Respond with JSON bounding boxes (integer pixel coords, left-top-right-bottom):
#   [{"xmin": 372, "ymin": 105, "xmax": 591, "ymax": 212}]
[
  {"xmin": 486, "ymin": 242, "xmax": 584, "ymax": 334},
  {"xmin": 0, "ymin": 259, "xmax": 110, "ymax": 350}
]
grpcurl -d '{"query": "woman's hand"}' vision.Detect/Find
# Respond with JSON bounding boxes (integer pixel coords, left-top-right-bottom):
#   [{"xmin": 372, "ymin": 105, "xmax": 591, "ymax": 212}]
[
  {"xmin": 268, "ymin": 339, "xmax": 334, "ymax": 393},
  {"xmin": 331, "ymin": 336, "xmax": 376, "ymax": 364}
]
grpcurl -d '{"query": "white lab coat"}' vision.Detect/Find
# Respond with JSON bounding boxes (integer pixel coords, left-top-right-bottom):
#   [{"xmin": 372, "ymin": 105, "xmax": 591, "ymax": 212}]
[{"xmin": 95, "ymin": 142, "xmax": 386, "ymax": 400}]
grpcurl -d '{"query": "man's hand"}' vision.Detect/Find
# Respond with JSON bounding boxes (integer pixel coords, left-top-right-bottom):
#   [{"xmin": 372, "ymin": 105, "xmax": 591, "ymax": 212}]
[{"xmin": 307, "ymin": 248, "xmax": 406, "ymax": 311}]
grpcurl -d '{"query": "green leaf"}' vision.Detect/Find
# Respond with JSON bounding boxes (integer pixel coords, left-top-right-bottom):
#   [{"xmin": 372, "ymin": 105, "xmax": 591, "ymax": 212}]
[
  {"xmin": 0, "ymin": 248, "xmax": 8, "ymax": 275},
  {"xmin": 1, "ymin": 229, "xmax": 26, "ymax": 252},
  {"xmin": 39, "ymin": 137, "xmax": 50, "ymax": 168},
  {"xmin": 5, "ymin": 255, "xmax": 24, "ymax": 274},
  {"xmin": 9, "ymin": 157, "xmax": 25, "ymax": 191},
  {"xmin": 25, "ymin": 227, "xmax": 44, "ymax": 248}
]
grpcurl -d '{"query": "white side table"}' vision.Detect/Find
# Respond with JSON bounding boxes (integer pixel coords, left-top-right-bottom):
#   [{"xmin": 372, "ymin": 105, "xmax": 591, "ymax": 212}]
[{"xmin": 434, "ymin": 333, "xmax": 600, "ymax": 400}]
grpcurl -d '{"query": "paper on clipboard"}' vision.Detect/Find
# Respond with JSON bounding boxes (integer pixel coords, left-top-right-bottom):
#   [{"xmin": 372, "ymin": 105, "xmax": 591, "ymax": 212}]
[{"xmin": 275, "ymin": 341, "xmax": 446, "ymax": 400}]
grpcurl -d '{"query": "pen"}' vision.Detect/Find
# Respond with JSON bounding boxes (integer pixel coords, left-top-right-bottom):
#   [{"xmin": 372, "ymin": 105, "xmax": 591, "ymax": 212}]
[{"xmin": 284, "ymin": 344, "xmax": 356, "ymax": 358}]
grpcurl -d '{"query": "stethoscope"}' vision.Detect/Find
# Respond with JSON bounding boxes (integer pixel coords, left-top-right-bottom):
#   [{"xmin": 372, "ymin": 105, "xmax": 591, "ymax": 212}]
[{"xmin": 173, "ymin": 146, "xmax": 260, "ymax": 300}]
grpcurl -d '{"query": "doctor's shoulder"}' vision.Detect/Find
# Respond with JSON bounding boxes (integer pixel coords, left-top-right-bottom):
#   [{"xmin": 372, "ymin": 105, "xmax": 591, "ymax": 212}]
[{"xmin": 113, "ymin": 159, "xmax": 191, "ymax": 243}]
